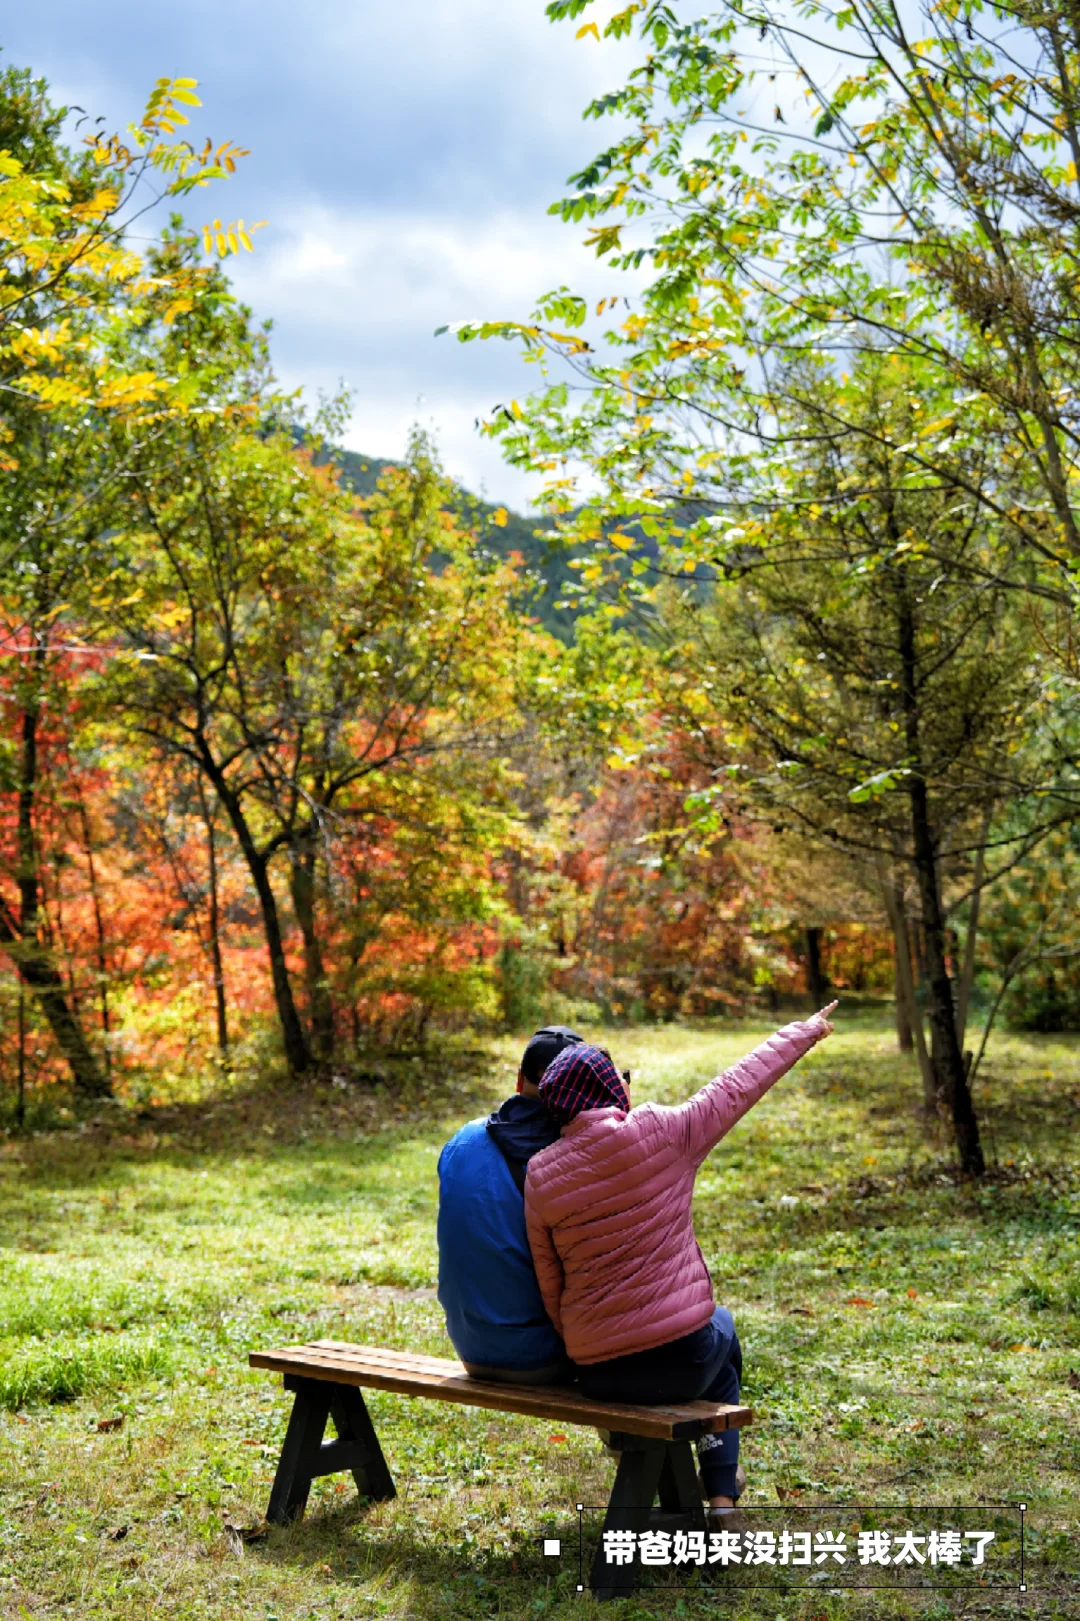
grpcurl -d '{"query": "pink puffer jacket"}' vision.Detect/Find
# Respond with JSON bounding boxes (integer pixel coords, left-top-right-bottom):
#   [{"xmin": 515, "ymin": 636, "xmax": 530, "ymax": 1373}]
[{"xmin": 524, "ymin": 1017, "xmax": 829, "ymax": 1364}]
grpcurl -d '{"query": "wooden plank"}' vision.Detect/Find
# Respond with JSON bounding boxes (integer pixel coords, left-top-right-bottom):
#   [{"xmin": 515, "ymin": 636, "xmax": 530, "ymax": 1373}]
[
  {"xmin": 310, "ymin": 1342, "xmax": 467, "ymax": 1375},
  {"xmin": 249, "ymin": 1342, "xmax": 752, "ymax": 1440}
]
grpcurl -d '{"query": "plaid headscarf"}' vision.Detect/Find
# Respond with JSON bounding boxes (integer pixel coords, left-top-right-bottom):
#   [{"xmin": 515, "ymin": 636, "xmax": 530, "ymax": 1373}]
[{"xmin": 537, "ymin": 1043, "xmax": 630, "ymax": 1126}]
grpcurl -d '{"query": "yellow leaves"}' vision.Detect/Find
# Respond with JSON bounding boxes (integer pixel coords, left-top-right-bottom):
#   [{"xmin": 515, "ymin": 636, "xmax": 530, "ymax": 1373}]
[
  {"xmin": 141, "ymin": 76, "xmax": 201, "ymax": 135},
  {"xmin": 585, "ymin": 223, "xmax": 623, "ymax": 253},
  {"xmin": 1, "ymin": 76, "xmax": 258, "ymax": 418},
  {"xmin": 19, "ymin": 374, "xmax": 87, "ymax": 407},
  {"xmin": 609, "ymin": 530, "xmax": 635, "ymax": 551},
  {"xmin": 94, "ymin": 370, "xmax": 163, "ymax": 409},
  {"xmin": 212, "ymin": 140, "xmax": 248, "ymax": 176},
  {"xmin": 153, "ymin": 603, "xmax": 190, "ymax": 631},
  {"xmin": 7, "ymin": 321, "xmax": 75, "ymax": 366},
  {"xmin": 576, "ymin": 21, "xmax": 600, "ymax": 39},
  {"xmin": 71, "ymin": 187, "xmax": 121, "ymax": 222},
  {"xmin": 201, "ymin": 218, "xmax": 263, "ymax": 257},
  {"xmin": 162, "ymin": 297, "xmax": 194, "ymax": 325},
  {"xmin": 606, "ymin": 732, "xmax": 642, "ymax": 770},
  {"xmin": 492, "ymin": 507, "xmax": 509, "ymax": 528}
]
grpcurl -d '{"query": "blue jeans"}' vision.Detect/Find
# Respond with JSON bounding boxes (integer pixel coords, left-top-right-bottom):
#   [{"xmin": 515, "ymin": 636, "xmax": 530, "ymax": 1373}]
[{"xmin": 577, "ymin": 1307, "xmax": 743, "ymax": 1499}]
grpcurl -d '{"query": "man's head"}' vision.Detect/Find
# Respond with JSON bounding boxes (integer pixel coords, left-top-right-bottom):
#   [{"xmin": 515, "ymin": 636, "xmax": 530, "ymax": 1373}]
[{"xmin": 517, "ymin": 1025, "xmax": 584, "ymax": 1097}]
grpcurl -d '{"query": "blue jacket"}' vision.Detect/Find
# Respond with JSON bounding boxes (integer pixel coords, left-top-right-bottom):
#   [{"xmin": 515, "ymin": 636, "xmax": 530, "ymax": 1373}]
[{"xmin": 437, "ymin": 1097, "xmax": 563, "ymax": 1371}]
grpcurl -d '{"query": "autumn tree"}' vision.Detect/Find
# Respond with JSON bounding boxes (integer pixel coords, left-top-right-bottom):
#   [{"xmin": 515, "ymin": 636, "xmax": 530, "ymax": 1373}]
[
  {"xmin": 457, "ymin": 0, "xmax": 1080, "ymax": 618},
  {"xmin": 645, "ymin": 360, "xmax": 1066, "ymax": 1173},
  {"xmin": 99, "ymin": 332, "xmax": 541, "ymax": 1073},
  {"xmin": 0, "ymin": 66, "xmax": 255, "ymax": 1098}
]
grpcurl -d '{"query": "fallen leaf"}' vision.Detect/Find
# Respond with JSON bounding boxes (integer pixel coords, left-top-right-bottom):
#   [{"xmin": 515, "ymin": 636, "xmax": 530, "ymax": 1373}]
[
  {"xmin": 96, "ymin": 1415, "xmax": 124, "ymax": 1433},
  {"xmin": 775, "ymin": 1485, "xmax": 802, "ymax": 1502},
  {"xmin": 788, "ymin": 1305, "xmax": 814, "ymax": 1317},
  {"xmin": 106, "ymin": 1524, "xmax": 129, "ymax": 1541},
  {"xmin": 965, "ymin": 1410, "xmax": 988, "ymax": 1420},
  {"xmin": 847, "ymin": 1296, "xmax": 875, "ymax": 1308},
  {"xmin": 906, "ymin": 1288, "xmax": 918, "ymax": 1299},
  {"xmin": 1010, "ymin": 1343, "xmax": 1035, "ymax": 1353},
  {"xmin": 223, "ymin": 1518, "xmax": 268, "ymax": 1552},
  {"xmin": 1068, "ymin": 1370, "xmax": 1080, "ymax": 1390},
  {"xmin": 549, "ymin": 1433, "xmax": 567, "ymax": 1443}
]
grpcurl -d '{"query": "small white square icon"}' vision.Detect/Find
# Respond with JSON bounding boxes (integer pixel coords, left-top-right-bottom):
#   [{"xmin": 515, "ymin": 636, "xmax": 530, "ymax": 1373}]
[{"xmin": 543, "ymin": 1539, "xmax": 561, "ymax": 1557}]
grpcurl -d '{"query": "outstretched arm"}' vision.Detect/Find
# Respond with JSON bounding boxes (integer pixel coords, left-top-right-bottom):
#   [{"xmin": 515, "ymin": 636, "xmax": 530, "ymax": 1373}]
[
  {"xmin": 671, "ymin": 1004, "xmax": 837, "ymax": 1167},
  {"xmin": 524, "ymin": 1186, "xmax": 565, "ymax": 1338}
]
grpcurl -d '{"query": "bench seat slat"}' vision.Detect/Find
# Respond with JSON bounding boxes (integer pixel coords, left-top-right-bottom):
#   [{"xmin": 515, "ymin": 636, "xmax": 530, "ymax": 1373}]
[{"xmin": 249, "ymin": 1341, "xmax": 752, "ymax": 1440}]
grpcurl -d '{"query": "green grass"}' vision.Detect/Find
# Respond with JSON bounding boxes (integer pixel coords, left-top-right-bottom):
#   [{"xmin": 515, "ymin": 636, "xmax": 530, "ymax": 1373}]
[{"xmin": 0, "ymin": 1013, "xmax": 1077, "ymax": 1618}]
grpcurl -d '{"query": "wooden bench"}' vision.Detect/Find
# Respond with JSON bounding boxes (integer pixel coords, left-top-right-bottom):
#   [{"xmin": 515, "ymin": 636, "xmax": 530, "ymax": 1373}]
[{"xmin": 250, "ymin": 1339, "xmax": 752, "ymax": 1599}]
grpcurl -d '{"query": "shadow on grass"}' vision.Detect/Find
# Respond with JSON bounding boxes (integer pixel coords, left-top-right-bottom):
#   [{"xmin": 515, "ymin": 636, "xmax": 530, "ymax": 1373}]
[
  {"xmin": 2, "ymin": 1045, "xmax": 502, "ymax": 1179},
  {"xmin": 252, "ymin": 1498, "xmax": 588, "ymax": 1608}
]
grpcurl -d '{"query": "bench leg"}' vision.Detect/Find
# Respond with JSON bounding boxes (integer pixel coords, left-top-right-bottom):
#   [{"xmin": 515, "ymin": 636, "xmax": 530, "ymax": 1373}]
[
  {"xmin": 657, "ymin": 1439, "xmax": 707, "ymax": 1526},
  {"xmin": 328, "ymin": 1384, "xmax": 396, "ymax": 1503},
  {"xmin": 589, "ymin": 1438, "xmax": 668, "ymax": 1602},
  {"xmin": 266, "ymin": 1376, "xmax": 396, "ymax": 1525}
]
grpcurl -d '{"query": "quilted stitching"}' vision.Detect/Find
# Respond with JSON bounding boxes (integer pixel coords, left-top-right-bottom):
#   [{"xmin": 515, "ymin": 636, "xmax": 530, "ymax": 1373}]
[{"xmin": 524, "ymin": 1016, "xmax": 828, "ymax": 1364}]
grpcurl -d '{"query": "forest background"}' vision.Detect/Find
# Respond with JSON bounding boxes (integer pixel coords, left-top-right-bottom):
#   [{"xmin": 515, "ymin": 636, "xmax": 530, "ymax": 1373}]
[
  {"xmin": 3, "ymin": 7, "xmax": 1080, "ymax": 1618},
  {"xmin": 6, "ymin": 0, "xmax": 1080, "ymax": 1195}
]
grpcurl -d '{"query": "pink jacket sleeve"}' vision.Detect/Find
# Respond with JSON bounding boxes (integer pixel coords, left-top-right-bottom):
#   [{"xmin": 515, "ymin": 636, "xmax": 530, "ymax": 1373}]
[
  {"xmin": 524, "ymin": 1181, "xmax": 565, "ymax": 1337},
  {"xmin": 669, "ymin": 1015, "xmax": 830, "ymax": 1168}
]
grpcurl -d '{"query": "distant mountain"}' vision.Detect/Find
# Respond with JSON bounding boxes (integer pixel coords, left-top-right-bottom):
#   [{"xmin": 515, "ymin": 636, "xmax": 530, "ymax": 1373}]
[{"xmin": 331, "ymin": 447, "xmax": 581, "ymax": 640}]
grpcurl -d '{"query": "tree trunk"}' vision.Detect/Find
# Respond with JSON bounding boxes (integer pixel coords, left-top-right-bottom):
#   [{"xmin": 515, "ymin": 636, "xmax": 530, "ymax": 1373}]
[
  {"xmin": 955, "ymin": 810, "xmax": 990, "ymax": 1051},
  {"xmin": 879, "ymin": 866, "xmax": 935, "ymax": 1105},
  {"xmin": 0, "ymin": 896, "xmax": 111, "ymax": 1098},
  {"xmin": 898, "ymin": 588, "xmax": 985, "ymax": 1175},
  {"xmin": 198, "ymin": 781, "xmax": 229, "ymax": 1058},
  {"xmin": 805, "ymin": 925, "xmax": 829, "ymax": 1011},
  {"xmin": 7, "ymin": 685, "xmax": 110, "ymax": 1099},
  {"xmin": 894, "ymin": 949, "xmax": 913, "ymax": 1051},
  {"xmin": 289, "ymin": 834, "xmax": 335, "ymax": 1063},
  {"xmin": 197, "ymin": 744, "xmax": 311, "ymax": 1076},
  {"xmin": 76, "ymin": 795, "xmax": 111, "ymax": 1081}
]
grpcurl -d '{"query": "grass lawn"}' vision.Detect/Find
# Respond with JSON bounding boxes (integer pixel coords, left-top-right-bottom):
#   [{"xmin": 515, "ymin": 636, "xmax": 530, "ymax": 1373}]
[{"xmin": 1, "ymin": 1011, "xmax": 1078, "ymax": 1619}]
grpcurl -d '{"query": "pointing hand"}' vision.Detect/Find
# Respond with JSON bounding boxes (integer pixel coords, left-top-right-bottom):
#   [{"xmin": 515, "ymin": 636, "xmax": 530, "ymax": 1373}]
[{"xmin": 814, "ymin": 1000, "xmax": 838, "ymax": 1035}]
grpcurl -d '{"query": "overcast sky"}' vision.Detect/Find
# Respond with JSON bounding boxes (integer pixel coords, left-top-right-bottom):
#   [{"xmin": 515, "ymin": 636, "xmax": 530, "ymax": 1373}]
[{"xmin": 4, "ymin": 2, "xmax": 641, "ymax": 506}]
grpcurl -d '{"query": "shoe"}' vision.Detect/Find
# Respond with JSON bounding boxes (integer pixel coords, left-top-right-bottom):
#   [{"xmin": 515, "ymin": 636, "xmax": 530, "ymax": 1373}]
[{"xmin": 707, "ymin": 1505, "xmax": 751, "ymax": 1536}]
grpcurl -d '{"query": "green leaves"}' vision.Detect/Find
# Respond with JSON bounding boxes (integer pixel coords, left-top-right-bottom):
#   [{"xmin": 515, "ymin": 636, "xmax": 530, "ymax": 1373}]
[{"xmin": 848, "ymin": 769, "xmax": 911, "ymax": 804}]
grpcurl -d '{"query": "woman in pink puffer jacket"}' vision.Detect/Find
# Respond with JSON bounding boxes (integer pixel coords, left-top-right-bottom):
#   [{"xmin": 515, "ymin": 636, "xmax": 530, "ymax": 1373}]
[{"xmin": 524, "ymin": 1006, "xmax": 836, "ymax": 1522}]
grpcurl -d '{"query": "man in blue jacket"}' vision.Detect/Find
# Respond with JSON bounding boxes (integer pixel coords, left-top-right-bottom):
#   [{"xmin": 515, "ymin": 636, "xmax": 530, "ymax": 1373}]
[{"xmin": 437, "ymin": 1026, "xmax": 582, "ymax": 1383}]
